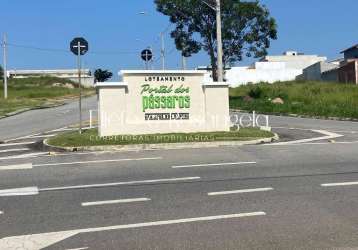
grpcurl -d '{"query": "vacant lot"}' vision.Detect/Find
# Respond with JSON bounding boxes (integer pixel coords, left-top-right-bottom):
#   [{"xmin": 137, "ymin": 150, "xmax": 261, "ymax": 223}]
[
  {"xmin": 230, "ymin": 81, "xmax": 358, "ymax": 119},
  {"xmin": 0, "ymin": 77, "xmax": 94, "ymax": 117}
]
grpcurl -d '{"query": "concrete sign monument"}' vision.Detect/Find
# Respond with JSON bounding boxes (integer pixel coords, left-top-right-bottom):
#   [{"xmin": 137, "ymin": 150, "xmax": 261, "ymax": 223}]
[{"xmin": 96, "ymin": 70, "xmax": 230, "ymax": 136}]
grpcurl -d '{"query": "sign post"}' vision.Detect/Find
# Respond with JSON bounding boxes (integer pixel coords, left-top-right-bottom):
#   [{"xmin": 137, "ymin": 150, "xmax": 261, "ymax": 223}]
[
  {"xmin": 141, "ymin": 49, "xmax": 153, "ymax": 70},
  {"xmin": 70, "ymin": 37, "xmax": 89, "ymax": 134}
]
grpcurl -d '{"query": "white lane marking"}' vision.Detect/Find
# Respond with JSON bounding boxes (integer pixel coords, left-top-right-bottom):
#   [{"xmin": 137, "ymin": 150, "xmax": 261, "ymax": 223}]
[
  {"xmin": 172, "ymin": 161, "xmax": 257, "ymax": 169},
  {"xmin": 0, "ymin": 212, "xmax": 265, "ymax": 250},
  {"xmin": 269, "ymin": 130, "xmax": 343, "ymax": 145},
  {"xmin": 0, "ymin": 141, "xmax": 35, "ymax": 147},
  {"xmin": 0, "ymin": 211, "xmax": 3, "ymax": 215},
  {"xmin": 0, "ymin": 163, "xmax": 33, "ymax": 171},
  {"xmin": 34, "ymin": 157, "xmax": 162, "ymax": 167},
  {"xmin": 66, "ymin": 248, "xmax": 88, "ymax": 250},
  {"xmin": 0, "ymin": 187, "xmax": 39, "ymax": 197},
  {"xmin": 27, "ymin": 134, "xmax": 57, "ymax": 139},
  {"xmin": 82, "ymin": 198, "xmax": 150, "ymax": 207},
  {"xmin": 40, "ymin": 177, "xmax": 200, "ymax": 192},
  {"xmin": 321, "ymin": 181, "xmax": 358, "ymax": 187},
  {"xmin": 0, "ymin": 152, "xmax": 48, "ymax": 160},
  {"xmin": 0, "ymin": 148, "xmax": 30, "ymax": 153},
  {"xmin": 208, "ymin": 187, "xmax": 274, "ymax": 196}
]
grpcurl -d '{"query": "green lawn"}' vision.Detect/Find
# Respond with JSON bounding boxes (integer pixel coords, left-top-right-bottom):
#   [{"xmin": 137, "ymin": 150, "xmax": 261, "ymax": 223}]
[
  {"xmin": 0, "ymin": 77, "xmax": 94, "ymax": 117},
  {"xmin": 230, "ymin": 81, "xmax": 358, "ymax": 119},
  {"xmin": 47, "ymin": 128, "xmax": 274, "ymax": 147}
]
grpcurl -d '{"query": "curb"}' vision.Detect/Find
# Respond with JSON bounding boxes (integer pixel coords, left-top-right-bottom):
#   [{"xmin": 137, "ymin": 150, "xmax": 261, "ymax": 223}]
[
  {"xmin": 230, "ymin": 109, "xmax": 358, "ymax": 122},
  {"xmin": 43, "ymin": 133, "xmax": 279, "ymax": 153}
]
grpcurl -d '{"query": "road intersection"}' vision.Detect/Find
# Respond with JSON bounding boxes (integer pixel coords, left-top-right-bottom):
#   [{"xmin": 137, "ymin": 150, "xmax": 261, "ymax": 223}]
[{"xmin": 0, "ymin": 100, "xmax": 358, "ymax": 249}]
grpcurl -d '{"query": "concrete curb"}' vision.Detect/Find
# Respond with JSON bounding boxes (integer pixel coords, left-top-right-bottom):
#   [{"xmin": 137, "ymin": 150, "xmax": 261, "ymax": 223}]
[
  {"xmin": 43, "ymin": 133, "xmax": 279, "ymax": 153},
  {"xmin": 230, "ymin": 109, "xmax": 358, "ymax": 122}
]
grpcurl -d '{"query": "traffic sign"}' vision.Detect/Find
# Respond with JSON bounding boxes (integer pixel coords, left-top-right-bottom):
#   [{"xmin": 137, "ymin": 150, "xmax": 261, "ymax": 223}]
[
  {"xmin": 70, "ymin": 37, "xmax": 89, "ymax": 56},
  {"xmin": 141, "ymin": 49, "xmax": 153, "ymax": 62}
]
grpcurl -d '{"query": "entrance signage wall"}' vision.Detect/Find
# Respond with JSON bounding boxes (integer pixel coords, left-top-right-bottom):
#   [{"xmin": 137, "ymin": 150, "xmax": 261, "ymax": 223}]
[{"xmin": 96, "ymin": 71, "xmax": 230, "ymax": 136}]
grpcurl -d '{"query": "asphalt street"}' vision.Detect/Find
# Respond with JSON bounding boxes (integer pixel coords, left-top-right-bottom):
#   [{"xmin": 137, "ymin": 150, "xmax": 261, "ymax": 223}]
[
  {"xmin": 0, "ymin": 96, "xmax": 97, "ymax": 142},
  {"xmin": 0, "ymin": 100, "xmax": 358, "ymax": 249}
]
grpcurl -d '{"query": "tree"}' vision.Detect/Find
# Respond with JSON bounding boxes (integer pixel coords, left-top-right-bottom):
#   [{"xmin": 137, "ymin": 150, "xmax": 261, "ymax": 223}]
[
  {"xmin": 155, "ymin": 0, "xmax": 277, "ymax": 81},
  {"xmin": 94, "ymin": 69, "xmax": 113, "ymax": 82}
]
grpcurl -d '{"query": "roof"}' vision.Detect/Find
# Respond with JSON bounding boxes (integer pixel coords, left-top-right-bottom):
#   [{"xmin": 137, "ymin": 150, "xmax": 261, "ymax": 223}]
[{"xmin": 340, "ymin": 44, "xmax": 358, "ymax": 53}]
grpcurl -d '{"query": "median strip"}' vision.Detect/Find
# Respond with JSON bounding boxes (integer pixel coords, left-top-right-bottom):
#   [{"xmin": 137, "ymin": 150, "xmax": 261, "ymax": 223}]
[
  {"xmin": 208, "ymin": 187, "xmax": 274, "ymax": 196},
  {"xmin": 172, "ymin": 161, "xmax": 256, "ymax": 169},
  {"xmin": 82, "ymin": 198, "xmax": 150, "ymax": 207}
]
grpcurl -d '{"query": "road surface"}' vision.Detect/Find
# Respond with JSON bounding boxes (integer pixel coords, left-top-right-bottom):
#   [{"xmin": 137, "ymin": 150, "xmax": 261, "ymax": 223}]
[{"xmin": 0, "ymin": 102, "xmax": 358, "ymax": 249}]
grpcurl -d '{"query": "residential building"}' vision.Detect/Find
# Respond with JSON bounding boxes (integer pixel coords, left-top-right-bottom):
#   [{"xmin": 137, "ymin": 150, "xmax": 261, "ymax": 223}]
[
  {"xmin": 338, "ymin": 45, "xmax": 358, "ymax": 84},
  {"xmin": 6, "ymin": 69, "xmax": 95, "ymax": 87}
]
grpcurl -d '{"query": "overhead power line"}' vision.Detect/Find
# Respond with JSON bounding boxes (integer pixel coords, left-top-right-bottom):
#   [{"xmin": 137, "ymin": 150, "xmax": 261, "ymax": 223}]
[{"xmin": 7, "ymin": 43, "xmax": 139, "ymax": 55}]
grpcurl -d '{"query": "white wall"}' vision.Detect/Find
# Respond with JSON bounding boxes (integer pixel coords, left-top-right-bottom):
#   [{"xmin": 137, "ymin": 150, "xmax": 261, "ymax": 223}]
[{"xmin": 226, "ymin": 62, "xmax": 302, "ymax": 87}]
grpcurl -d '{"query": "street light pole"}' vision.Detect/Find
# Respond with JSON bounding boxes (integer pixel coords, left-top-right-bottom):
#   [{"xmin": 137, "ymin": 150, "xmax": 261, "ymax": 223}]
[
  {"xmin": 215, "ymin": 0, "xmax": 224, "ymax": 82},
  {"xmin": 2, "ymin": 34, "xmax": 8, "ymax": 99},
  {"xmin": 160, "ymin": 32, "xmax": 165, "ymax": 70}
]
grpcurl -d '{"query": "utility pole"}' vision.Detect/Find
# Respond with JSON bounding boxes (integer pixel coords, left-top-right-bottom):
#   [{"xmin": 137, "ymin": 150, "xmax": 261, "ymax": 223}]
[
  {"xmin": 160, "ymin": 32, "xmax": 165, "ymax": 70},
  {"xmin": 2, "ymin": 34, "xmax": 8, "ymax": 99},
  {"xmin": 182, "ymin": 54, "xmax": 187, "ymax": 70},
  {"xmin": 77, "ymin": 41, "xmax": 83, "ymax": 134},
  {"xmin": 216, "ymin": 0, "xmax": 224, "ymax": 82}
]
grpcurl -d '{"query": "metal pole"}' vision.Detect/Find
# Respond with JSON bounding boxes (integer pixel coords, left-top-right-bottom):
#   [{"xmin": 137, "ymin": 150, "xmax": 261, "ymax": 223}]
[
  {"xmin": 77, "ymin": 41, "xmax": 83, "ymax": 134},
  {"xmin": 182, "ymin": 55, "xmax": 187, "ymax": 70},
  {"xmin": 2, "ymin": 34, "xmax": 8, "ymax": 99},
  {"xmin": 216, "ymin": 0, "xmax": 224, "ymax": 82},
  {"xmin": 160, "ymin": 32, "xmax": 165, "ymax": 70}
]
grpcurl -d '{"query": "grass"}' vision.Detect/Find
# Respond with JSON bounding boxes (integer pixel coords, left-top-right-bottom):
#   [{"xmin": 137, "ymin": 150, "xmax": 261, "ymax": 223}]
[
  {"xmin": 0, "ymin": 77, "xmax": 94, "ymax": 116},
  {"xmin": 230, "ymin": 81, "xmax": 358, "ymax": 119},
  {"xmin": 47, "ymin": 128, "xmax": 274, "ymax": 147}
]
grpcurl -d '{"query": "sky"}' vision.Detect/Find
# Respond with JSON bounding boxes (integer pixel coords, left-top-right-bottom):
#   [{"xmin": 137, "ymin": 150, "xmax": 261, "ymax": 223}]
[{"xmin": 1, "ymin": 0, "xmax": 357, "ymax": 80}]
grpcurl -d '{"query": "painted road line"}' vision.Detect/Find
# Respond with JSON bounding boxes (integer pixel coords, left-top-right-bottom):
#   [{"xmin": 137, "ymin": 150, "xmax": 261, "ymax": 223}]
[
  {"xmin": 0, "ymin": 141, "xmax": 35, "ymax": 147},
  {"xmin": 321, "ymin": 181, "xmax": 358, "ymax": 187},
  {"xmin": 82, "ymin": 198, "xmax": 150, "ymax": 207},
  {"xmin": 269, "ymin": 130, "xmax": 343, "ymax": 146},
  {"xmin": 208, "ymin": 187, "xmax": 274, "ymax": 196},
  {"xmin": 0, "ymin": 163, "xmax": 33, "ymax": 171},
  {"xmin": 27, "ymin": 134, "xmax": 57, "ymax": 139},
  {"xmin": 0, "ymin": 152, "xmax": 49, "ymax": 161},
  {"xmin": 34, "ymin": 157, "xmax": 162, "ymax": 167},
  {"xmin": 0, "ymin": 187, "xmax": 39, "ymax": 197},
  {"xmin": 1, "ymin": 177, "xmax": 200, "ymax": 197},
  {"xmin": 0, "ymin": 211, "xmax": 3, "ymax": 215},
  {"xmin": 40, "ymin": 177, "xmax": 201, "ymax": 192},
  {"xmin": 0, "ymin": 148, "xmax": 30, "ymax": 153},
  {"xmin": 66, "ymin": 248, "xmax": 88, "ymax": 250},
  {"xmin": 0, "ymin": 212, "xmax": 265, "ymax": 250},
  {"xmin": 172, "ymin": 162, "xmax": 256, "ymax": 169}
]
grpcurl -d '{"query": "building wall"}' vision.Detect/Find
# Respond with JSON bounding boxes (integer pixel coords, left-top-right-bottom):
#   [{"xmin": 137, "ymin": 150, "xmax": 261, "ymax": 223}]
[
  {"xmin": 301, "ymin": 61, "xmax": 338, "ymax": 81},
  {"xmin": 226, "ymin": 62, "xmax": 302, "ymax": 87},
  {"xmin": 263, "ymin": 55, "xmax": 327, "ymax": 70},
  {"xmin": 338, "ymin": 61, "xmax": 358, "ymax": 84},
  {"xmin": 344, "ymin": 49, "xmax": 358, "ymax": 60},
  {"xmin": 322, "ymin": 69, "xmax": 339, "ymax": 82}
]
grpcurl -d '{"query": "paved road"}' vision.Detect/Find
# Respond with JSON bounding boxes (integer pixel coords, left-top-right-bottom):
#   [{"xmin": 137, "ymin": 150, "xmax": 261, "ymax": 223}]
[
  {"xmin": 0, "ymin": 106, "xmax": 358, "ymax": 249},
  {"xmin": 0, "ymin": 96, "xmax": 97, "ymax": 141}
]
